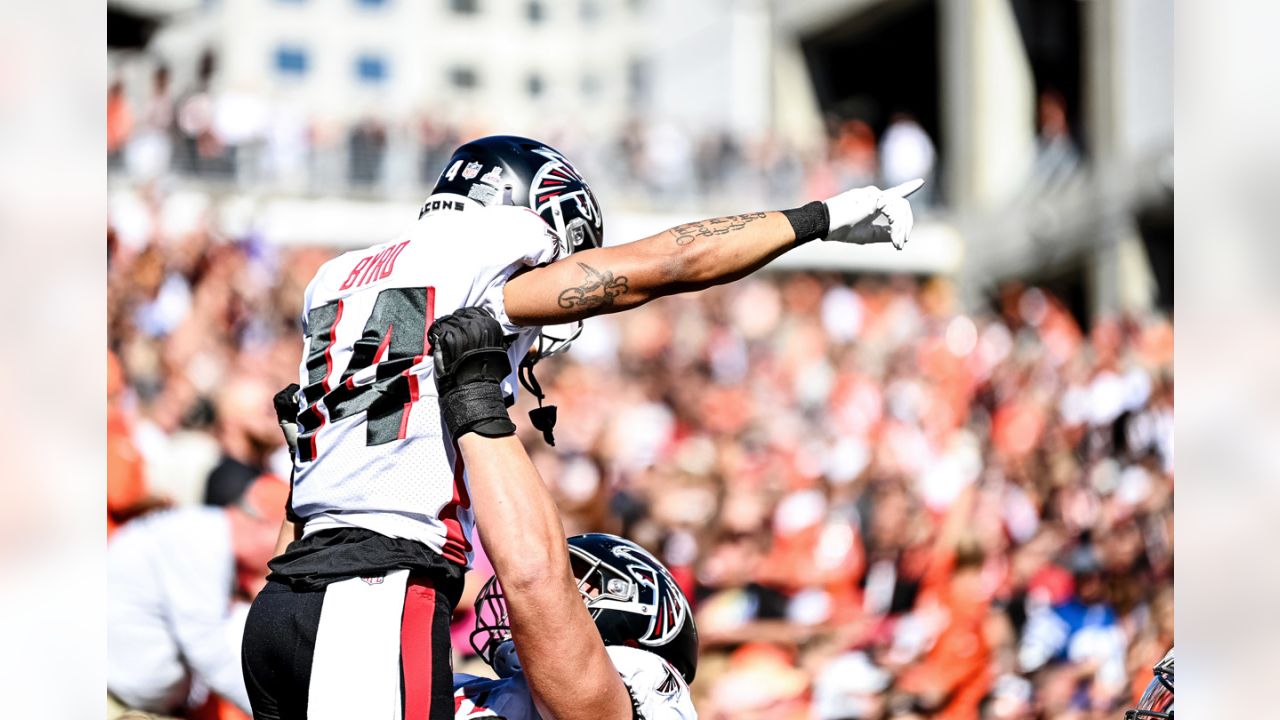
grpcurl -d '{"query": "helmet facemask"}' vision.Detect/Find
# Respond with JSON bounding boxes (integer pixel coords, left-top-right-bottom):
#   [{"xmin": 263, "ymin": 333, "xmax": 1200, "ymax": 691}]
[{"xmin": 470, "ymin": 575, "xmax": 515, "ymax": 676}]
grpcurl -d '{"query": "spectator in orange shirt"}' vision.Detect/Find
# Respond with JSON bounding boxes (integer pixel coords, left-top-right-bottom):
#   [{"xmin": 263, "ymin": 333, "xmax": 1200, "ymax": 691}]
[
  {"xmin": 107, "ymin": 80, "xmax": 133, "ymax": 161},
  {"xmin": 897, "ymin": 488, "xmax": 994, "ymax": 720}
]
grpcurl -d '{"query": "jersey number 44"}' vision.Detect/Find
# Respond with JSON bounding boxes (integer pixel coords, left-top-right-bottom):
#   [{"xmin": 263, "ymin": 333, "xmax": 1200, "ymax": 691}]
[{"xmin": 297, "ymin": 286, "xmax": 436, "ymax": 462}]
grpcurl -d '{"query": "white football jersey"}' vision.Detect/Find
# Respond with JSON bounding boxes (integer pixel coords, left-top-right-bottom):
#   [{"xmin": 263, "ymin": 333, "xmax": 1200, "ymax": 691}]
[
  {"xmin": 290, "ymin": 202, "xmax": 559, "ymax": 566},
  {"xmin": 453, "ymin": 646, "xmax": 697, "ymax": 719}
]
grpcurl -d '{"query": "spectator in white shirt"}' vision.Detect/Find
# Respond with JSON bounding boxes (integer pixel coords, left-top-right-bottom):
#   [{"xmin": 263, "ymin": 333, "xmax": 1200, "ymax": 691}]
[
  {"xmin": 108, "ymin": 474, "xmax": 288, "ymax": 718},
  {"xmin": 880, "ymin": 113, "xmax": 936, "ymax": 206}
]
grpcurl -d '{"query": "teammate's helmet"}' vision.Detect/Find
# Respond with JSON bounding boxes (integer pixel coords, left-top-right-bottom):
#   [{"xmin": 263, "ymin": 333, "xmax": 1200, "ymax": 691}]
[
  {"xmin": 1125, "ymin": 648, "xmax": 1174, "ymax": 719},
  {"xmin": 472, "ymin": 533, "xmax": 699, "ymax": 684},
  {"xmin": 426, "ymin": 135, "xmax": 604, "ymax": 258}
]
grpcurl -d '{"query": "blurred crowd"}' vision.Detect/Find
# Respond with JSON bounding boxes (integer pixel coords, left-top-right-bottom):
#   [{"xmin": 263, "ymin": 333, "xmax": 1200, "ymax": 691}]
[
  {"xmin": 107, "ymin": 62, "xmax": 940, "ymax": 212},
  {"xmin": 108, "ymin": 180, "xmax": 1172, "ymax": 719},
  {"xmin": 514, "ymin": 277, "xmax": 1173, "ymax": 720}
]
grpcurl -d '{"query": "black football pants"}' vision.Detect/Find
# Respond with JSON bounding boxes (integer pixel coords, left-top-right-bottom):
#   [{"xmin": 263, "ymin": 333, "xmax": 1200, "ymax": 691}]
[{"xmin": 241, "ymin": 571, "xmax": 457, "ymax": 720}]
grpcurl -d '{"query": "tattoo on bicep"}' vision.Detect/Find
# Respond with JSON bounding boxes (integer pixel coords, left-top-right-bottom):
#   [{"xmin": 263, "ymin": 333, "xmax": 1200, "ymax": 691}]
[
  {"xmin": 669, "ymin": 212, "xmax": 769, "ymax": 246},
  {"xmin": 557, "ymin": 262, "xmax": 630, "ymax": 310}
]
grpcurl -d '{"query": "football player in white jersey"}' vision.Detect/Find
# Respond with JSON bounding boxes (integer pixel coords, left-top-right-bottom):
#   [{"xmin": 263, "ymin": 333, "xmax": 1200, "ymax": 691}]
[
  {"xmin": 243, "ymin": 136, "xmax": 922, "ymax": 719},
  {"xmin": 430, "ymin": 308, "xmax": 696, "ymax": 719}
]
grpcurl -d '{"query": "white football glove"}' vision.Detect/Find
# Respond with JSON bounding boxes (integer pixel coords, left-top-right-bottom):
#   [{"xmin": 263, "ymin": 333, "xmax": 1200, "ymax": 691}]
[{"xmin": 823, "ymin": 178, "xmax": 924, "ymax": 250}]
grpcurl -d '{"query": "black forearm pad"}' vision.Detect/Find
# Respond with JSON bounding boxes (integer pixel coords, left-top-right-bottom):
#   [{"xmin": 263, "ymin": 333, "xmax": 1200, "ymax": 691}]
[
  {"xmin": 781, "ymin": 201, "xmax": 830, "ymax": 244},
  {"xmin": 440, "ymin": 381, "xmax": 517, "ymax": 440}
]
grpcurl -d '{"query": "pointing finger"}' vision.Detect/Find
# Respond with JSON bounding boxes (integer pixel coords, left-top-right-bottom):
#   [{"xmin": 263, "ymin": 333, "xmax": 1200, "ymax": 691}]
[{"xmin": 885, "ymin": 178, "xmax": 925, "ymax": 199}]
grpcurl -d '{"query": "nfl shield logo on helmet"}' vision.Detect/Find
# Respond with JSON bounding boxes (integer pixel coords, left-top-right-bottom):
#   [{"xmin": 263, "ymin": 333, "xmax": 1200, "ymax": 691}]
[{"xmin": 462, "ymin": 161, "xmax": 482, "ymax": 180}]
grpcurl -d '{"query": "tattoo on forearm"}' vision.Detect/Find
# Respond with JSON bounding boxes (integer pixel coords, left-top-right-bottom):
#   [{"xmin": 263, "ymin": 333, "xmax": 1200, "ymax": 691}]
[
  {"xmin": 669, "ymin": 212, "xmax": 769, "ymax": 246},
  {"xmin": 557, "ymin": 262, "xmax": 630, "ymax": 310}
]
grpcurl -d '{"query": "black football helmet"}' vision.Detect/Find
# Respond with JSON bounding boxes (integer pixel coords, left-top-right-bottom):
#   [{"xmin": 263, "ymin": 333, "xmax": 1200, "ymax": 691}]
[
  {"xmin": 424, "ymin": 135, "xmax": 605, "ymax": 258},
  {"xmin": 1125, "ymin": 647, "xmax": 1174, "ymax": 719},
  {"xmin": 472, "ymin": 533, "xmax": 699, "ymax": 684}
]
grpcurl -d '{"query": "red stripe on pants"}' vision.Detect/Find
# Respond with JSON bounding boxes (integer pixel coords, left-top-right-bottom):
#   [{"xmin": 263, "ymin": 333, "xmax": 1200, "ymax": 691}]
[{"xmin": 401, "ymin": 577, "xmax": 437, "ymax": 720}]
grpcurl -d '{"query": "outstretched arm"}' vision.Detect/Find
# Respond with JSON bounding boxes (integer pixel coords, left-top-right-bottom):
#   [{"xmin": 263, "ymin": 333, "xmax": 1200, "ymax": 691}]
[
  {"xmin": 428, "ymin": 309, "xmax": 633, "ymax": 720},
  {"xmin": 503, "ymin": 180, "xmax": 923, "ymax": 326}
]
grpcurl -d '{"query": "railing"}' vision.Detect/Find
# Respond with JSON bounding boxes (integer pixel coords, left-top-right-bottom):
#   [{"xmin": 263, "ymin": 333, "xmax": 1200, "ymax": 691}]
[{"xmin": 107, "ymin": 129, "xmax": 936, "ymax": 215}]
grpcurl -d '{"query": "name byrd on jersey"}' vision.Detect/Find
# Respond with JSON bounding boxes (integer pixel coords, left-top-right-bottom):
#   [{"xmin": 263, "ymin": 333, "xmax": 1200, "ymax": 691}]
[
  {"xmin": 338, "ymin": 240, "xmax": 411, "ymax": 292},
  {"xmin": 290, "ymin": 205, "xmax": 559, "ymax": 567}
]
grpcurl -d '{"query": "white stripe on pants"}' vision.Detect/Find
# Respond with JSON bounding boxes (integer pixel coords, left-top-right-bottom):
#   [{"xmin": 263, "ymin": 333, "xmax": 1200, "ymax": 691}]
[{"xmin": 307, "ymin": 570, "xmax": 409, "ymax": 720}]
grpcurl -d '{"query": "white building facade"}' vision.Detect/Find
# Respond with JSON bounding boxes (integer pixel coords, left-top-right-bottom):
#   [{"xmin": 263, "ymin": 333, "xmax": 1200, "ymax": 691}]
[{"xmin": 121, "ymin": 0, "xmax": 650, "ymax": 133}]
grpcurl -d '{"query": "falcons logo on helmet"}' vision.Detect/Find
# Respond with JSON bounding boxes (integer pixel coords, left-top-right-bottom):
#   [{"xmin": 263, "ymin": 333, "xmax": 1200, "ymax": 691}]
[
  {"xmin": 529, "ymin": 150, "xmax": 600, "ymax": 230},
  {"xmin": 613, "ymin": 545, "xmax": 689, "ymax": 647}
]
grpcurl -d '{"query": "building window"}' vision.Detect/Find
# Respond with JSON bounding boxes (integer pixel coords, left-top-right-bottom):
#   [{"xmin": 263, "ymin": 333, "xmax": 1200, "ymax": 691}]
[
  {"xmin": 356, "ymin": 54, "xmax": 387, "ymax": 83},
  {"xmin": 449, "ymin": 0, "xmax": 478, "ymax": 14},
  {"xmin": 526, "ymin": 73, "xmax": 544, "ymax": 98},
  {"xmin": 449, "ymin": 66, "xmax": 479, "ymax": 89},
  {"xmin": 274, "ymin": 46, "xmax": 309, "ymax": 75},
  {"xmin": 627, "ymin": 57, "xmax": 649, "ymax": 105},
  {"xmin": 526, "ymin": 0, "xmax": 545, "ymax": 24}
]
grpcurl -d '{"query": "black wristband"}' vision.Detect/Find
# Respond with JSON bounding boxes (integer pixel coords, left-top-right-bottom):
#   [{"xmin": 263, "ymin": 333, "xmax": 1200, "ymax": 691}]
[
  {"xmin": 781, "ymin": 201, "xmax": 830, "ymax": 244},
  {"xmin": 440, "ymin": 381, "xmax": 517, "ymax": 440},
  {"xmin": 436, "ymin": 347, "xmax": 511, "ymax": 393}
]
